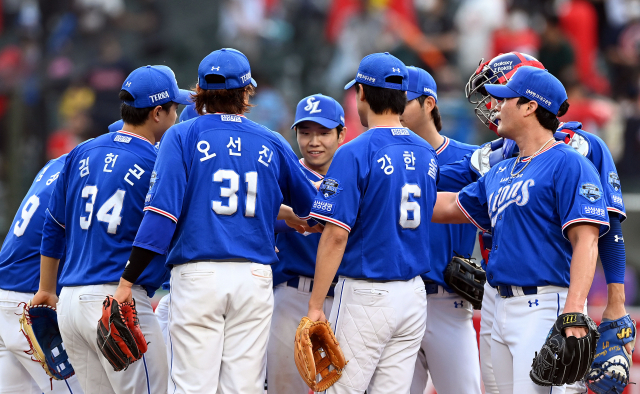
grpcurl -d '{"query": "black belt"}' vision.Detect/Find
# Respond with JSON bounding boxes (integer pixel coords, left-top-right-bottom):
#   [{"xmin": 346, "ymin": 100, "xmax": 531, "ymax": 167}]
[
  {"xmin": 287, "ymin": 277, "xmax": 336, "ymax": 298},
  {"xmin": 423, "ymin": 280, "xmax": 440, "ymax": 295},
  {"xmin": 497, "ymin": 285, "xmax": 537, "ymax": 298}
]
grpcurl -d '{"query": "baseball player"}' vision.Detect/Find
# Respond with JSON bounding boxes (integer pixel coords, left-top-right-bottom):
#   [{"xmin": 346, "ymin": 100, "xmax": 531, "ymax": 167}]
[
  {"xmin": 440, "ymin": 52, "xmax": 630, "ymax": 393},
  {"xmin": 0, "ymin": 154, "xmax": 84, "ymax": 394},
  {"xmin": 399, "ymin": 66, "xmax": 481, "ymax": 394},
  {"xmin": 109, "ymin": 48, "xmax": 319, "ymax": 394},
  {"xmin": 306, "ymin": 52, "xmax": 438, "ymax": 393},
  {"xmin": 433, "ymin": 66, "xmax": 608, "ymax": 393},
  {"xmin": 267, "ymin": 93, "xmax": 346, "ymax": 394},
  {"xmin": 32, "ymin": 65, "xmax": 190, "ymax": 394}
]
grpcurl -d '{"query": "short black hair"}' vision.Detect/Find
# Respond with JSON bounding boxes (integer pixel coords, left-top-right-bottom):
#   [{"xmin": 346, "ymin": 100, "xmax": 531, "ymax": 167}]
[
  {"xmin": 355, "ymin": 77, "xmax": 406, "ymax": 115},
  {"xmin": 119, "ymin": 90, "xmax": 175, "ymax": 126},
  {"xmin": 516, "ymin": 97, "xmax": 570, "ymax": 131},
  {"xmin": 416, "ymin": 96, "xmax": 442, "ymax": 132}
]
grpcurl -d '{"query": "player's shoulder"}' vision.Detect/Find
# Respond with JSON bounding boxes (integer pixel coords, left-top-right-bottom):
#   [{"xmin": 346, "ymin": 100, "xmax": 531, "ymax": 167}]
[
  {"xmin": 369, "ymin": 126, "xmax": 435, "ymax": 152},
  {"xmin": 73, "ymin": 132, "xmax": 157, "ymax": 164},
  {"xmin": 445, "ymin": 137, "xmax": 478, "ymax": 154}
]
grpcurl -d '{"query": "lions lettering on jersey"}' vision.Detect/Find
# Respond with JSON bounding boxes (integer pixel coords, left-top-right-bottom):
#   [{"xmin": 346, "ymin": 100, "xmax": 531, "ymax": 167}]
[
  {"xmin": 0, "ymin": 155, "xmax": 67, "ymax": 293},
  {"xmin": 309, "ymin": 126, "xmax": 438, "ymax": 281},
  {"xmin": 457, "ymin": 143, "xmax": 609, "ymax": 288},
  {"xmin": 42, "ymin": 131, "xmax": 168, "ymax": 296}
]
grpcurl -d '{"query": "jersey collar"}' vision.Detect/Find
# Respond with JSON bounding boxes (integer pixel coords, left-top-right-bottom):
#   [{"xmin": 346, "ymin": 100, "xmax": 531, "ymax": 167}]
[
  {"xmin": 299, "ymin": 158, "xmax": 324, "ymax": 180},
  {"xmin": 116, "ymin": 130, "xmax": 154, "ymax": 146},
  {"xmin": 436, "ymin": 136, "xmax": 450, "ymax": 155},
  {"xmin": 521, "ymin": 141, "xmax": 563, "ymax": 162}
]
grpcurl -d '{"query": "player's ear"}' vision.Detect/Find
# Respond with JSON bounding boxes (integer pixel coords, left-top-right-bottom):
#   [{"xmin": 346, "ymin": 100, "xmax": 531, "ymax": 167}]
[
  {"xmin": 357, "ymin": 86, "xmax": 366, "ymax": 102},
  {"xmin": 524, "ymin": 100, "xmax": 538, "ymax": 117},
  {"xmin": 338, "ymin": 127, "xmax": 346, "ymax": 144},
  {"xmin": 150, "ymin": 106, "xmax": 162, "ymax": 123}
]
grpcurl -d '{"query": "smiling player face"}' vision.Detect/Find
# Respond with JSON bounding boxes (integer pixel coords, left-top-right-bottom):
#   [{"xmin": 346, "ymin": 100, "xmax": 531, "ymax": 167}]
[{"xmin": 296, "ymin": 121, "xmax": 345, "ymax": 173}]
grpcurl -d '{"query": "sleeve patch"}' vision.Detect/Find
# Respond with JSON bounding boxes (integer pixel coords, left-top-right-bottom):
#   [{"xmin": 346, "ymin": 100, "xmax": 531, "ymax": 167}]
[
  {"xmin": 610, "ymin": 194, "xmax": 623, "ymax": 207},
  {"xmin": 608, "ymin": 172, "xmax": 621, "ymax": 191},
  {"xmin": 320, "ymin": 178, "xmax": 342, "ymax": 199},
  {"xmin": 312, "ymin": 199, "xmax": 336, "ymax": 215},
  {"xmin": 579, "ymin": 183, "xmax": 602, "ymax": 203},
  {"xmin": 581, "ymin": 204, "xmax": 606, "ymax": 219}
]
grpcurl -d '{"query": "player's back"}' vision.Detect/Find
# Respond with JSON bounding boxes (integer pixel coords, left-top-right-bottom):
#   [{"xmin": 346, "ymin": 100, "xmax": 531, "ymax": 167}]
[
  {"xmin": 0, "ymin": 155, "xmax": 66, "ymax": 293},
  {"xmin": 313, "ymin": 127, "xmax": 438, "ymax": 280},
  {"xmin": 425, "ymin": 137, "xmax": 478, "ymax": 287},
  {"xmin": 49, "ymin": 131, "xmax": 166, "ymax": 290},
  {"xmin": 148, "ymin": 113, "xmax": 316, "ymax": 267}
]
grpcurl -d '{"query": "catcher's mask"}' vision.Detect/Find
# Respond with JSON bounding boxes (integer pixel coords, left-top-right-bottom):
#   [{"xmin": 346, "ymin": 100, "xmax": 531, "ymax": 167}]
[{"xmin": 465, "ymin": 52, "xmax": 544, "ymax": 134}]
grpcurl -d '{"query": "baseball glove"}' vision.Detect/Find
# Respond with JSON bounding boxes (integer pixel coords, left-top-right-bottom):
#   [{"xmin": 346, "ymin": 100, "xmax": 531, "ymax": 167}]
[
  {"xmin": 96, "ymin": 296, "xmax": 147, "ymax": 371},
  {"xmin": 19, "ymin": 301, "xmax": 75, "ymax": 380},
  {"xmin": 530, "ymin": 313, "xmax": 600, "ymax": 386},
  {"xmin": 586, "ymin": 314, "xmax": 636, "ymax": 394},
  {"xmin": 294, "ymin": 317, "xmax": 347, "ymax": 392},
  {"xmin": 443, "ymin": 254, "xmax": 486, "ymax": 310}
]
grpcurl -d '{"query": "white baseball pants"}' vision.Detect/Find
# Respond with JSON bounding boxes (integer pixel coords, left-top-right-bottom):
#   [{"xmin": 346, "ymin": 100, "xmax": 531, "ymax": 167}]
[
  {"xmin": 410, "ymin": 286, "xmax": 481, "ymax": 394},
  {"xmin": 480, "ymin": 282, "xmax": 498, "ymax": 394},
  {"xmin": 490, "ymin": 286, "xmax": 587, "ymax": 394},
  {"xmin": 154, "ymin": 293, "xmax": 170, "ymax": 345},
  {"xmin": 168, "ymin": 261, "xmax": 274, "ymax": 394},
  {"xmin": 267, "ymin": 278, "xmax": 334, "ymax": 394},
  {"xmin": 324, "ymin": 276, "xmax": 427, "ymax": 394},
  {"xmin": 57, "ymin": 284, "xmax": 167, "ymax": 394},
  {"xmin": 0, "ymin": 289, "xmax": 83, "ymax": 394}
]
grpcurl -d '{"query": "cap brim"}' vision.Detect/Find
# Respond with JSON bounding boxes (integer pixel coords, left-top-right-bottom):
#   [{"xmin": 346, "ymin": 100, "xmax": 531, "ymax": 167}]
[
  {"xmin": 174, "ymin": 89, "xmax": 193, "ymax": 105},
  {"xmin": 484, "ymin": 84, "xmax": 519, "ymax": 100},
  {"xmin": 344, "ymin": 79, "xmax": 356, "ymax": 90},
  {"xmin": 291, "ymin": 117, "xmax": 341, "ymax": 130},
  {"xmin": 250, "ymin": 78, "xmax": 257, "ymax": 87},
  {"xmin": 407, "ymin": 91, "xmax": 422, "ymax": 101}
]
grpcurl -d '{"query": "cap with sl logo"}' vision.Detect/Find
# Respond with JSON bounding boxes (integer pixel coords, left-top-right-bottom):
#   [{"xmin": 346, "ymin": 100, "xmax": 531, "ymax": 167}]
[
  {"xmin": 291, "ymin": 94, "xmax": 345, "ymax": 129},
  {"xmin": 406, "ymin": 66, "xmax": 438, "ymax": 102},
  {"xmin": 198, "ymin": 48, "xmax": 258, "ymax": 90},
  {"xmin": 344, "ymin": 52, "xmax": 408, "ymax": 91},
  {"xmin": 121, "ymin": 65, "xmax": 191, "ymax": 108},
  {"xmin": 484, "ymin": 66, "xmax": 568, "ymax": 115}
]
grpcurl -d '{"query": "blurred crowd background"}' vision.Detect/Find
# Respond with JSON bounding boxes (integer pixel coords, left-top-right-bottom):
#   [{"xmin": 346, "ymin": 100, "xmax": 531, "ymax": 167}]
[{"xmin": 0, "ymin": 0, "xmax": 639, "ymax": 304}]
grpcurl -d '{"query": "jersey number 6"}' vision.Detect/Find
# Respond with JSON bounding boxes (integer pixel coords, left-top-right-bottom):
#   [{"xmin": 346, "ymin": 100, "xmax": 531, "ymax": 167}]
[
  {"xmin": 400, "ymin": 184, "xmax": 421, "ymax": 229},
  {"xmin": 212, "ymin": 169, "xmax": 258, "ymax": 217}
]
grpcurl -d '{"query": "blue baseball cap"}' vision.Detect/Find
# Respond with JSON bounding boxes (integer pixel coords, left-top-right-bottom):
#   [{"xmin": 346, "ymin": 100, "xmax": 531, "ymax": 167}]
[
  {"xmin": 406, "ymin": 66, "xmax": 438, "ymax": 102},
  {"xmin": 484, "ymin": 66, "xmax": 568, "ymax": 115},
  {"xmin": 344, "ymin": 52, "xmax": 408, "ymax": 91},
  {"xmin": 291, "ymin": 94, "xmax": 345, "ymax": 129},
  {"xmin": 121, "ymin": 65, "xmax": 191, "ymax": 108},
  {"xmin": 198, "ymin": 48, "xmax": 258, "ymax": 90}
]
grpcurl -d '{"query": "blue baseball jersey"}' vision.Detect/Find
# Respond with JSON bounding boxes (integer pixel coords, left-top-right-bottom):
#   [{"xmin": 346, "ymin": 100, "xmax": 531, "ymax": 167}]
[
  {"xmin": 310, "ymin": 127, "xmax": 438, "ymax": 281},
  {"xmin": 42, "ymin": 131, "xmax": 168, "ymax": 296},
  {"xmin": 178, "ymin": 103, "xmax": 199, "ymax": 122},
  {"xmin": 425, "ymin": 137, "xmax": 478, "ymax": 289},
  {"xmin": 108, "ymin": 120, "xmax": 124, "ymax": 133},
  {"xmin": 140, "ymin": 114, "xmax": 318, "ymax": 267},
  {"xmin": 273, "ymin": 159, "xmax": 324, "ymax": 286},
  {"xmin": 0, "ymin": 156, "xmax": 67, "ymax": 293},
  {"xmin": 457, "ymin": 142, "xmax": 610, "ymax": 288}
]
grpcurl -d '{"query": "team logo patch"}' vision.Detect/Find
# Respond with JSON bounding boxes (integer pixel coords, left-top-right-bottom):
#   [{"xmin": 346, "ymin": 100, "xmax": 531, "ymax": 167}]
[
  {"xmin": 608, "ymin": 172, "xmax": 621, "ymax": 191},
  {"xmin": 320, "ymin": 178, "xmax": 342, "ymax": 199},
  {"xmin": 582, "ymin": 204, "xmax": 606, "ymax": 219},
  {"xmin": 149, "ymin": 171, "xmax": 157, "ymax": 192},
  {"xmin": 114, "ymin": 135, "xmax": 132, "ymax": 144},
  {"xmin": 312, "ymin": 199, "xmax": 335, "ymax": 215},
  {"xmin": 221, "ymin": 115, "xmax": 242, "ymax": 122},
  {"xmin": 579, "ymin": 183, "xmax": 602, "ymax": 203},
  {"xmin": 391, "ymin": 128, "xmax": 409, "ymax": 136},
  {"xmin": 611, "ymin": 194, "xmax": 623, "ymax": 208}
]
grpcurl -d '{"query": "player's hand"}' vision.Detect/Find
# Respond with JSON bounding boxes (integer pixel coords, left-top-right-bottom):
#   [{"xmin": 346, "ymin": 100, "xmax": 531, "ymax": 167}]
[
  {"xmin": 564, "ymin": 326, "xmax": 588, "ymax": 338},
  {"xmin": 113, "ymin": 279, "xmax": 133, "ymax": 304},
  {"xmin": 285, "ymin": 216, "xmax": 323, "ymax": 234},
  {"xmin": 307, "ymin": 308, "xmax": 327, "ymax": 323},
  {"xmin": 31, "ymin": 290, "xmax": 58, "ymax": 308}
]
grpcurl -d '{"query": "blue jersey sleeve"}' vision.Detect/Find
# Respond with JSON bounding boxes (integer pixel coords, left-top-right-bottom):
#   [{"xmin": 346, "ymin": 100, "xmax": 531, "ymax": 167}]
[
  {"xmin": 143, "ymin": 126, "xmax": 188, "ymax": 223},
  {"xmin": 276, "ymin": 142, "xmax": 318, "ymax": 219},
  {"xmin": 587, "ymin": 135, "xmax": 626, "ymax": 221},
  {"xmin": 438, "ymin": 153, "xmax": 479, "ymax": 192},
  {"xmin": 309, "ymin": 146, "xmax": 362, "ymax": 232},
  {"xmin": 133, "ymin": 210, "xmax": 177, "ymax": 254},
  {"xmin": 554, "ymin": 153, "xmax": 610, "ymax": 238},
  {"xmin": 456, "ymin": 177, "xmax": 491, "ymax": 232},
  {"xmin": 41, "ymin": 157, "xmax": 70, "ymax": 258}
]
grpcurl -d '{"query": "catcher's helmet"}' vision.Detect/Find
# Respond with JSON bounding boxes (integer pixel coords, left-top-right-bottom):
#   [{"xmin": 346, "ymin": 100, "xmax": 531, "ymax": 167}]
[{"xmin": 465, "ymin": 52, "xmax": 544, "ymax": 132}]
